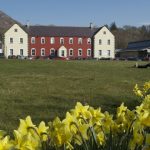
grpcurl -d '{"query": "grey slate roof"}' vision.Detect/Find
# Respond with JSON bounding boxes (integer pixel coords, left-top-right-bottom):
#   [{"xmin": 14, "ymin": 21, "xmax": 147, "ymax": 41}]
[
  {"xmin": 121, "ymin": 40, "xmax": 150, "ymax": 52},
  {"xmin": 127, "ymin": 40, "xmax": 150, "ymax": 49},
  {"xmin": 27, "ymin": 26, "xmax": 101, "ymax": 37}
]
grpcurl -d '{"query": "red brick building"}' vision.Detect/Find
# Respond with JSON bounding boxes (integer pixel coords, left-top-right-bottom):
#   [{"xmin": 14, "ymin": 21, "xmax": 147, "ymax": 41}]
[{"xmin": 28, "ymin": 25, "xmax": 99, "ymax": 59}]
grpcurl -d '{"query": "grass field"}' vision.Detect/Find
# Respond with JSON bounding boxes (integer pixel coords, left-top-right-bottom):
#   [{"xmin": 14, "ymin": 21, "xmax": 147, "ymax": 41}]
[{"xmin": 0, "ymin": 59, "xmax": 149, "ymax": 132}]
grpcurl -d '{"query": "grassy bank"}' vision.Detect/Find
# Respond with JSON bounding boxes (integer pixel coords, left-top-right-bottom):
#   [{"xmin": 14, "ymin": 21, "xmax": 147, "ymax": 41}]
[{"xmin": 0, "ymin": 59, "xmax": 149, "ymax": 132}]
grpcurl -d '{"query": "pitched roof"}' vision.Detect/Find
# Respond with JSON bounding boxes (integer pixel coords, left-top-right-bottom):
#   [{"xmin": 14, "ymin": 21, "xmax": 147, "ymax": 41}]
[
  {"xmin": 27, "ymin": 25, "xmax": 101, "ymax": 37},
  {"xmin": 127, "ymin": 40, "xmax": 150, "ymax": 49},
  {"xmin": 121, "ymin": 40, "xmax": 150, "ymax": 52}
]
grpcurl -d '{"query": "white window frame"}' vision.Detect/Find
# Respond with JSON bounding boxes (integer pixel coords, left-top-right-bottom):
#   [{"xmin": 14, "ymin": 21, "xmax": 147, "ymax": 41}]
[
  {"xmin": 78, "ymin": 49, "xmax": 82, "ymax": 56},
  {"xmin": 50, "ymin": 37, "xmax": 55, "ymax": 44},
  {"xmin": 31, "ymin": 37, "xmax": 35, "ymax": 44},
  {"xmin": 99, "ymin": 39, "xmax": 102, "ymax": 45},
  {"xmin": 99, "ymin": 50, "xmax": 102, "ymax": 56},
  {"xmin": 60, "ymin": 38, "xmax": 64, "ymax": 44},
  {"xmin": 107, "ymin": 50, "xmax": 111, "ymax": 56},
  {"xmin": 69, "ymin": 48, "xmax": 73, "ymax": 56},
  {"xmin": 10, "ymin": 38, "xmax": 13, "ymax": 44},
  {"xmin": 59, "ymin": 50, "xmax": 65, "ymax": 57},
  {"xmin": 108, "ymin": 39, "xmax": 110, "ymax": 45},
  {"xmin": 20, "ymin": 49, "xmax": 23, "ymax": 56},
  {"xmin": 10, "ymin": 49, "xmax": 13, "ymax": 56},
  {"xmin": 41, "ymin": 37, "xmax": 45, "ymax": 44},
  {"xmin": 31, "ymin": 48, "xmax": 36, "ymax": 56},
  {"xmin": 87, "ymin": 49, "xmax": 91, "ymax": 56},
  {"xmin": 78, "ymin": 38, "xmax": 82, "ymax": 44},
  {"xmin": 20, "ymin": 38, "xmax": 23, "ymax": 44},
  {"xmin": 41, "ymin": 48, "xmax": 45, "ymax": 56},
  {"xmin": 69, "ymin": 38, "xmax": 73, "ymax": 44},
  {"xmin": 87, "ymin": 38, "xmax": 91, "ymax": 44},
  {"xmin": 50, "ymin": 48, "xmax": 55, "ymax": 56}
]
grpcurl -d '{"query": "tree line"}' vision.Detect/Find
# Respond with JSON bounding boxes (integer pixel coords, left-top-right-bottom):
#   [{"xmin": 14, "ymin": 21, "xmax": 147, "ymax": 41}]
[{"xmin": 108, "ymin": 22, "xmax": 150, "ymax": 49}]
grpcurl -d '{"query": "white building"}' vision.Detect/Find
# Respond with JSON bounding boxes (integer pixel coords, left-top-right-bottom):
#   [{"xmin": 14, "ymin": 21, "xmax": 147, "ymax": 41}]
[
  {"xmin": 93, "ymin": 26, "xmax": 115, "ymax": 59},
  {"xmin": 4, "ymin": 24, "xmax": 28, "ymax": 58}
]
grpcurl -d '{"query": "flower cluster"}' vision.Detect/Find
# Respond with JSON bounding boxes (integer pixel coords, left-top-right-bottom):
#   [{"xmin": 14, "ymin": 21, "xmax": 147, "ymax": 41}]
[{"xmin": 0, "ymin": 81, "xmax": 150, "ymax": 150}]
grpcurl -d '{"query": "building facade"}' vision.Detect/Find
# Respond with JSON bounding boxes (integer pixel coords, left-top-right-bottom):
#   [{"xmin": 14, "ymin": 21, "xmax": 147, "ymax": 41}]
[
  {"xmin": 4, "ymin": 24, "xmax": 28, "ymax": 58},
  {"xmin": 119, "ymin": 40, "xmax": 150, "ymax": 60},
  {"xmin": 93, "ymin": 26, "xmax": 115, "ymax": 59},
  {"xmin": 28, "ymin": 25, "xmax": 115, "ymax": 59},
  {"xmin": 3, "ymin": 24, "xmax": 115, "ymax": 59}
]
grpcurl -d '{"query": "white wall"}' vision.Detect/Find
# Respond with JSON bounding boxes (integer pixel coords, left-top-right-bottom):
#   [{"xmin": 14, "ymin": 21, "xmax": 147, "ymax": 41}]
[
  {"xmin": 58, "ymin": 46, "xmax": 67, "ymax": 57},
  {"xmin": 93, "ymin": 26, "xmax": 115, "ymax": 59},
  {"xmin": 4, "ymin": 24, "xmax": 28, "ymax": 58}
]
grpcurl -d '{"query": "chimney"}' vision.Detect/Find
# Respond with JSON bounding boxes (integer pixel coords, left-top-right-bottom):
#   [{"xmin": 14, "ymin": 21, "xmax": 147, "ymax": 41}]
[{"xmin": 90, "ymin": 22, "xmax": 93, "ymax": 29}]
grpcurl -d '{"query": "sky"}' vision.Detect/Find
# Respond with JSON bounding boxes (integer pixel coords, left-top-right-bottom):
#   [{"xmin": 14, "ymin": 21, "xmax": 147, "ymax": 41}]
[{"xmin": 1, "ymin": 0, "xmax": 150, "ymax": 27}]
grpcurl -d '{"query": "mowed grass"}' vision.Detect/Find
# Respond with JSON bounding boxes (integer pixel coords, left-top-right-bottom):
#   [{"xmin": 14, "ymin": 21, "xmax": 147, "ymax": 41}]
[{"xmin": 0, "ymin": 59, "xmax": 149, "ymax": 132}]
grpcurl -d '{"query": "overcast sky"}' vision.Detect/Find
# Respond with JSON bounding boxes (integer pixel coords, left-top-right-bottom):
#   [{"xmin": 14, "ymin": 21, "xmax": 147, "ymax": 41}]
[{"xmin": 1, "ymin": 0, "xmax": 150, "ymax": 27}]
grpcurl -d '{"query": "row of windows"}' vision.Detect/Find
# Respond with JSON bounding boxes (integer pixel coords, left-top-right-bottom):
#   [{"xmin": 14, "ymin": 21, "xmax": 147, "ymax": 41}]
[
  {"xmin": 9, "ymin": 48, "xmax": 111, "ymax": 57},
  {"xmin": 99, "ymin": 50, "xmax": 111, "ymax": 56},
  {"xmin": 99, "ymin": 39, "xmax": 111, "ymax": 45},
  {"xmin": 31, "ymin": 48, "xmax": 91, "ymax": 57},
  {"xmin": 31, "ymin": 37, "xmax": 91, "ymax": 45},
  {"xmin": 9, "ymin": 49, "xmax": 24, "ymax": 56},
  {"xmin": 9, "ymin": 38, "xmax": 24, "ymax": 44}
]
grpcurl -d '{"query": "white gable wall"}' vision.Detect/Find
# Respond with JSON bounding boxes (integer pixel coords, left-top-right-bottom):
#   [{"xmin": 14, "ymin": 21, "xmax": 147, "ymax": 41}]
[
  {"xmin": 93, "ymin": 26, "xmax": 115, "ymax": 59},
  {"xmin": 4, "ymin": 24, "xmax": 28, "ymax": 58}
]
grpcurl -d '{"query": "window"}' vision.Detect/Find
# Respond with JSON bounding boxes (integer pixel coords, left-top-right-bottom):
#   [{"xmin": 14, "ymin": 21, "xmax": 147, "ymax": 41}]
[
  {"xmin": 103, "ymin": 31, "xmax": 106, "ymax": 34},
  {"xmin": 50, "ymin": 48, "xmax": 55, "ymax": 56},
  {"xmin": 20, "ymin": 38, "xmax": 23, "ymax": 44},
  {"xmin": 78, "ymin": 49, "xmax": 82, "ymax": 56},
  {"xmin": 41, "ymin": 48, "xmax": 45, "ymax": 56},
  {"xmin": 69, "ymin": 38, "xmax": 73, "ymax": 44},
  {"xmin": 99, "ymin": 39, "xmax": 102, "ymax": 45},
  {"xmin": 31, "ymin": 48, "xmax": 36, "ymax": 56},
  {"xmin": 41, "ymin": 37, "xmax": 45, "ymax": 44},
  {"xmin": 61, "ymin": 50, "xmax": 65, "ymax": 57},
  {"xmin": 31, "ymin": 37, "xmax": 35, "ymax": 44},
  {"xmin": 10, "ymin": 49, "xmax": 13, "ymax": 56},
  {"xmin": 78, "ymin": 38, "xmax": 82, "ymax": 44},
  {"xmin": 99, "ymin": 50, "xmax": 102, "ymax": 56},
  {"xmin": 108, "ymin": 39, "xmax": 110, "ymax": 45},
  {"xmin": 87, "ymin": 38, "xmax": 91, "ymax": 44},
  {"xmin": 10, "ymin": 38, "xmax": 13, "ymax": 44},
  {"xmin": 20, "ymin": 49, "xmax": 23, "ymax": 56},
  {"xmin": 87, "ymin": 49, "xmax": 91, "ymax": 56},
  {"xmin": 50, "ymin": 37, "xmax": 55, "ymax": 44},
  {"xmin": 107, "ymin": 50, "xmax": 111, "ymax": 56},
  {"xmin": 14, "ymin": 29, "xmax": 18, "ymax": 32},
  {"xmin": 60, "ymin": 38, "xmax": 64, "ymax": 44},
  {"xmin": 69, "ymin": 49, "xmax": 73, "ymax": 56}
]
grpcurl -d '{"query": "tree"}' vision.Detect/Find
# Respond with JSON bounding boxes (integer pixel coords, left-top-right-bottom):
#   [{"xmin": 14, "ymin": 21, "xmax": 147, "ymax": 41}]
[{"xmin": 110, "ymin": 22, "xmax": 118, "ymax": 31}]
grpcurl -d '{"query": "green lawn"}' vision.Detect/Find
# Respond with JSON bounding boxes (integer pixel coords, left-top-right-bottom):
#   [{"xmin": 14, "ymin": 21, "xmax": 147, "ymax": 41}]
[{"xmin": 0, "ymin": 59, "xmax": 149, "ymax": 132}]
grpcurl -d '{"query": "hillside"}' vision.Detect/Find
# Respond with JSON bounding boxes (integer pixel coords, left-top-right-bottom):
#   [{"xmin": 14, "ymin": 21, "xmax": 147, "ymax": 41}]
[{"xmin": 0, "ymin": 10, "xmax": 21, "ymax": 37}]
